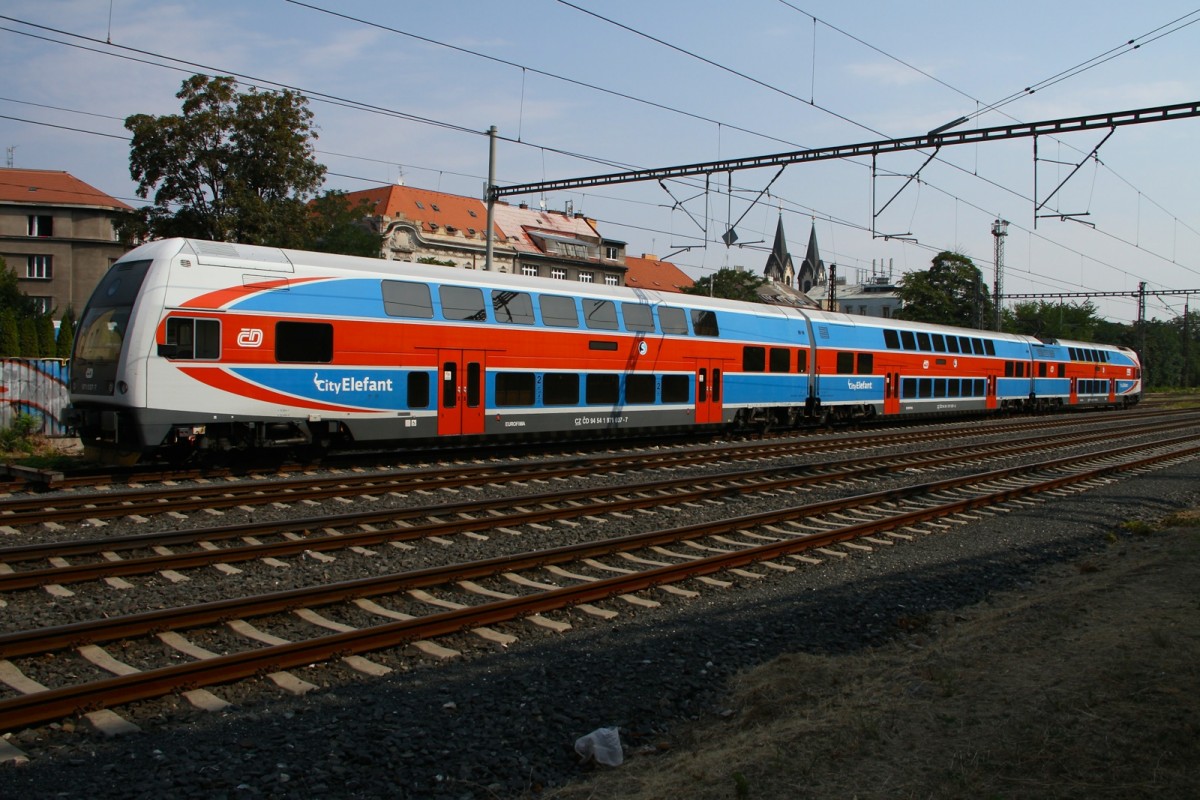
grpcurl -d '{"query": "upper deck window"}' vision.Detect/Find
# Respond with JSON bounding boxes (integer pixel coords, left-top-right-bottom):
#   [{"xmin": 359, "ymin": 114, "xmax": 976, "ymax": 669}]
[
  {"xmin": 583, "ymin": 299, "xmax": 619, "ymax": 331},
  {"xmin": 621, "ymin": 303, "xmax": 655, "ymax": 333},
  {"xmin": 440, "ymin": 285, "xmax": 486, "ymax": 321},
  {"xmin": 540, "ymin": 295, "xmax": 579, "ymax": 328},
  {"xmin": 382, "ymin": 280, "xmax": 434, "ymax": 319},
  {"xmin": 492, "ymin": 290, "xmax": 535, "ymax": 325},
  {"xmin": 659, "ymin": 307, "xmax": 688, "ymax": 335},
  {"xmin": 690, "ymin": 309, "xmax": 720, "ymax": 337}
]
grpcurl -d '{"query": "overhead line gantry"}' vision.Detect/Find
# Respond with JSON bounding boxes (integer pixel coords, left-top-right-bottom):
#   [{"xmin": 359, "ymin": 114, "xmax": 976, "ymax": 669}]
[{"xmin": 488, "ymin": 101, "xmax": 1200, "ymax": 200}]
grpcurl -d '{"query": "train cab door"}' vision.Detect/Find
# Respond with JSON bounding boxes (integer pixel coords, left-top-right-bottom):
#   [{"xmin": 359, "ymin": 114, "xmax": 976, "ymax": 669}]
[
  {"xmin": 694, "ymin": 360, "xmax": 724, "ymax": 424},
  {"xmin": 884, "ymin": 372, "xmax": 901, "ymax": 416},
  {"xmin": 438, "ymin": 349, "xmax": 486, "ymax": 436}
]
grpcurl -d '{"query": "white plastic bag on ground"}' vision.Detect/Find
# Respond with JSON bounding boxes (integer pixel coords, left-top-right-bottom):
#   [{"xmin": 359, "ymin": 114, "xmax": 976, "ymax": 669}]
[{"xmin": 574, "ymin": 726, "xmax": 624, "ymax": 766}]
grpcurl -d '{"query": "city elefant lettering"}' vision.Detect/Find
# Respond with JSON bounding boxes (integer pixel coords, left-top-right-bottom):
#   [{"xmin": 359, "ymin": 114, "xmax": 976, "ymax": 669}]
[{"xmin": 313, "ymin": 373, "xmax": 394, "ymax": 394}]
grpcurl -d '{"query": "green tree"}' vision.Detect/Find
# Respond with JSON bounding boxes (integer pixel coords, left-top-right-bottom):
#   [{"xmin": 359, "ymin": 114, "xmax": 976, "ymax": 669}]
[
  {"xmin": 0, "ymin": 257, "xmax": 37, "ymax": 319},
  {"xmin": 896, "ymin": 251, "xmax": 992, "ymax": 328},
  {"xmin": 305, "ymin": 192, "xmax": 381, "ymax": 257},
  {"xmin": 18, "ymin": 316, "xmax": 38, "ymax": 357},
  {"xmin": 1003, "ymin": 300, "xmax": 1101, "ymax": 340},
  {"xmin": 0, "ymin": 309, "xmax": 18, "ymax": 357},
  {"xmin": 35, "ymin": 314, "xmax": 55, "ymax": 357},
  {"xmin": 683, "ymin": 268, "xmax": 766, "ymax": 303},
  {"xmin": 55, "ymin": 306, "xmax": 76, "ymax": 359},
  {"xmin": 121, "ymin": 74, "xmax": 326, "ymax": 246}
]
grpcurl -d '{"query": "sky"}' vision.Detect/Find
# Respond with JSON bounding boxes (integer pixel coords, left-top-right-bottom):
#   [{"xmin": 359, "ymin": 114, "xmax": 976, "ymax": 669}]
[{"xmin": 2, "ymin": 0, "xmax": 1198, "ymax": 323}]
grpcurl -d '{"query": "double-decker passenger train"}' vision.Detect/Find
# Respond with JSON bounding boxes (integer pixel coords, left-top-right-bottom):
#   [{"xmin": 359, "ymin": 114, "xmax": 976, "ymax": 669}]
[{"xmin": 66, "ymin": 238, "xmax": 1141, "ymax": 460}]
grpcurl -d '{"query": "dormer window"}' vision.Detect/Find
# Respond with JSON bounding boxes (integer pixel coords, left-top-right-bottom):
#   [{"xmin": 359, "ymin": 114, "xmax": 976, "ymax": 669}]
[
  {"xmin": 468, "ymin": 209, "xmax": 478, "ymax": 217},
  {"xmin": 415, "ymin": 201, "xmax": 425, "ymax": 210},
  {"xmin": 431, "ymin": 204, "xmax": 441, "ymax": 212}
]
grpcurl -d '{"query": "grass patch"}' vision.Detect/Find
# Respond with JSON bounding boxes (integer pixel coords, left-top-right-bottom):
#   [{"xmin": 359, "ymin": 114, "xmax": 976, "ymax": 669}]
[{"xmin": 1119, "ymin": 518, "xmax": 1157, "ymax": 536}]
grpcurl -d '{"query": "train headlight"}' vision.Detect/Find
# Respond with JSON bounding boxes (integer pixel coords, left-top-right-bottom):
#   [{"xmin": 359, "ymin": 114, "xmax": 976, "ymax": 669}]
[{"xmin": 117, "ymin": 381, "xmax": 128, "ymax": 395}]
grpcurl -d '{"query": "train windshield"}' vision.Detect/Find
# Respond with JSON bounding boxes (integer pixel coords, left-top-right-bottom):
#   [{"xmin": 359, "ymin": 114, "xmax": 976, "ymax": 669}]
[{"xmin": 73, "ymin": 259, "xmax": 152, "ymax": 365}]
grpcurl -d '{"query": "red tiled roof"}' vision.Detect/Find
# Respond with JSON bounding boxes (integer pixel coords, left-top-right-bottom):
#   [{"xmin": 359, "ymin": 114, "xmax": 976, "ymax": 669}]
[
  {"xmin": 342, "ymin": 184, "xmax": 494, "ymax": 239},
  {"xmin": 623, "ymin": 254, "xmax": 695, "ymax": 293},
  {"xmin": 0, "ymin": 168, "xmax": 131, "ymax": 210},
  {"xmin": 490, "ymin": 202, "xmax": 599, "ymax": 254}
]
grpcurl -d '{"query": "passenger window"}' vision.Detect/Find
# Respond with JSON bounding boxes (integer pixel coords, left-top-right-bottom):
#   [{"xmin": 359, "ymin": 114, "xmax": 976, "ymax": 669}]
[
  {"xmin": 407, "ymin": 372, "xmax": 430, "ymax": 408},
  {"xmin": 495, "ymin": 373, "xmax": 535, "ymax": 406},
  {"xmin": 583, "ymin": 299, "xmax": 619, "ymax": 331},
  {"xmin": 543, "ymin": 373, "xmax": 579, "ymax": 405},
  {"xmin": 275, "ymin": 321, "xmax": 332, "ymax": 363},
  {"xmin": 836, "ymin": 352, "xmax": 854, "ymax": 374},
  {"xmin": 883, "ymin": 329, "xmax": 900, "ymax": 349},
  {"xmin": 440, "ymin": 285, "xmax": 486, "ymax": 321},
  {"xmin": 625, "ymin": 374, "xmax": 656, "ymax": 404},
  {"xmin": 900, "ymin": 330, "xmax": 916, "ymax": 350},
  {"xmin": 983, "ymin": 340, "xmax": 996, "ymax": 356},
  {"xmin": 769, "ymin": 348, "xmax": 790, "ymax": 373},
  {"xmin": 797, "ymin": 349, "xmax": 808, "ymax": 373},
  {"xmin": 916, "ymin": 332, "xmax": 931, "ymax": 351},
  {"xmin": 540, "ymin": 295, "xmax": 579, "ymax": 328},
  {"xmin": 743, "ymin": 346, "xmax": 766, "ymax": 372},
  {"xmin": 662, "ymin": 374, "xmax": 689, "ymax": 403},
  {"xmin": 658, "ymin": 306, "xmax": 688, "ymax": 335},
  {"xmin": 622, "ymin": 303, "xmax": 656, "ymax": 333},
  {"xmin": 902, "ymin": 377, "xmax": 917, "ymax": 398},
  {"xmin": 946, "ymin": 336, "xmax": 960, "ymax": 354},
  {"xmin": 690, "ymin": 309, "xmax": 720, "ymax": 337},
  {"xmin": 164, "ymin": 317, "xmax": 220, "ymax": 360},
  {"xmin": 586, "ymin": 373, "xmax": 620, "ymax": 404},
  {"xmin": 857, "ymin": 353, "xmax": 873, "ymax": 374},
  {"xmin": 931, "ymin": 334, "xmax": 946, "ymax": 353},
  {"xmin": 382, "ymin": 280, "xmax": 434, "ymax": 318},
  {"xmin": 492, "ymin": 290, "xmax": 535, "ymax": 324}
]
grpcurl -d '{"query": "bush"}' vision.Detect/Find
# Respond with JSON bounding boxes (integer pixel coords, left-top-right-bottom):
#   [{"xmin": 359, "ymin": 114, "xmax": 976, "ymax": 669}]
[{"xmin": 0, "ymin": 413, "xmax": 40, "ymax": 454}]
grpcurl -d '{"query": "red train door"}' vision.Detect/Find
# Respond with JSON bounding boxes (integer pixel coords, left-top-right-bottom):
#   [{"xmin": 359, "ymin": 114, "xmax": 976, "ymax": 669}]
[
  {"xmin": 986, "ymin": 374, "xmax": 998, "ymax": 410},
  {"xmin": 438, "ymin": 350, "xmax": 485, "ymax": 436},
  {"xmin": 695, "ymin": 360, "xmax": 723, "ymax": 424},
  {"xmin": 884, "ymin": 372, "xmax": 901, "ymax": 415}
]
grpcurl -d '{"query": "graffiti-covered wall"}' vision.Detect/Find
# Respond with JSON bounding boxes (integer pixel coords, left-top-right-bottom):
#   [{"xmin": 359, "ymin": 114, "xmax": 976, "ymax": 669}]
[{"xmin": 0, "ymin": 359, "xmax": 71, "ymax": 436}]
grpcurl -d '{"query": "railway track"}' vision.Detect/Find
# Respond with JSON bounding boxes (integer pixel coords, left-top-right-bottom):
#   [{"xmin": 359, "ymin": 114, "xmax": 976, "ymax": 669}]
[
  {"xmin": 0, "ymin": 415, "xmax": 1190, "ymax": 591},
  {"xmin": 0, "ymin": 421, "xmax": 1196, "ymax": 736}
]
